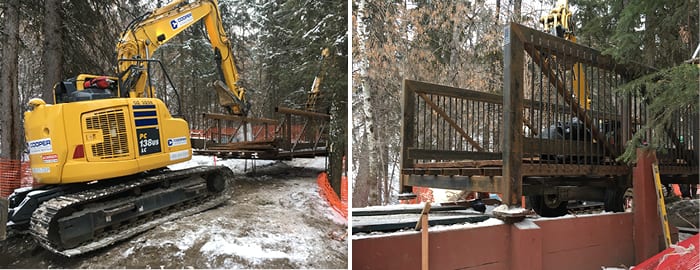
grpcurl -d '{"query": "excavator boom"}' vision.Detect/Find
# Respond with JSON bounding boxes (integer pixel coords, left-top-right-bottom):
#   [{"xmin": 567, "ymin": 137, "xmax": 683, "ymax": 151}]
[
  {"xmin": 305, "ymin": 48, "xmax": 331, "ymax": 111},
  {"xmin": 118, "ymin": 0, "xmax": 248, "ymax": 115}
]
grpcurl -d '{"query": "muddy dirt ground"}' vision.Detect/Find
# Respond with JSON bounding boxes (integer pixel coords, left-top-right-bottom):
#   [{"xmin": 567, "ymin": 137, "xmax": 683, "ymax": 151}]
[{"xmin": 0, "ymin": 161, "xmax": 348, "ymax": 269}]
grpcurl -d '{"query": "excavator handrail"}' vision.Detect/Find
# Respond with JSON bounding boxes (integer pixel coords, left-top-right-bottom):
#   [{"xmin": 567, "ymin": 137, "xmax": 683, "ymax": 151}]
[{"xmin": 118, "ymin": 58, "xmax": 184, "ymax": 117}]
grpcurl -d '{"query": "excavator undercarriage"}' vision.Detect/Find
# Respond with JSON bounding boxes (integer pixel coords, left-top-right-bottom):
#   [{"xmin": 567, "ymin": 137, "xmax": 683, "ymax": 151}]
[{"xmin": 4, "ymin": 166, "xmax": 232, "ymax": 257}]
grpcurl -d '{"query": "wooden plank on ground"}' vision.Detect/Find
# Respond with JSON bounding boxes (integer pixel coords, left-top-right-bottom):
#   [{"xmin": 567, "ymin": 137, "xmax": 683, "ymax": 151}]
[
  {"xmin": 353, "ymin": 205, "xmax": 468, "ymax": 217},
  {"xmin": 352, "ymin": 215, "xmax": 490, "ymax": 234}
]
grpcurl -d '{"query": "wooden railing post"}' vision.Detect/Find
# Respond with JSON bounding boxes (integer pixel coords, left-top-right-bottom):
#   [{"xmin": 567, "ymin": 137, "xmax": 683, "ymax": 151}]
[
  {"xmin": 401, "ymin": 79, "xmax": 417, "ymax": 193},
  {"xmin": 503, "ymin": 23, "xmax": 524, "ymax": 207}
]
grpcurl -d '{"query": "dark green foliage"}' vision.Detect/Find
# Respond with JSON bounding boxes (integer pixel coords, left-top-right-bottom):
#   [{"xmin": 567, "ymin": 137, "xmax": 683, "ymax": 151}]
[
  {"xmin": 576, "ymin": 0, "xmax": 699, "ymax": 163},
  {"xmin": 576, "ymin": 0, "xmax": 698, "ymax": 70},
  {"xmin": 255, "ymin": 0, "xmax": 347, "ymax": 117},
  {"xmin": 60, "ymin": 0, "xmax": 133, "ymax": 76},
  {"xmin": 617, "ymin": 64, "xmax": 699, "ymax": 163}
]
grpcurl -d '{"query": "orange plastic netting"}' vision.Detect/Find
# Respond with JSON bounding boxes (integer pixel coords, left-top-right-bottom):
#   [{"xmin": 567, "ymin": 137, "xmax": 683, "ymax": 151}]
[
  {"xmin": 402, "ymin": 186, "xmax": 434, "ymax": 204},
  {"xmin": 317, "ymin": 172, "xmax": 348, "ymax": 219},
  {"xmin": 0, "ymin": 159, "xmax": 35, "ymax": 198}
]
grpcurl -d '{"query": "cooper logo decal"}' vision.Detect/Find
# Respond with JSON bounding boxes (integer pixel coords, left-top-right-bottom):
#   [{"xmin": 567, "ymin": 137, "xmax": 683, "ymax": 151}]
[
  {"xmin": 28, "ymin": 138, "xmax": 52, "ymax": 155},
  {"xmin": 170, "ymin": 12, "xmax": 193, "ymax": 30},
  {"xmin": 167, "ymin": 137, "xmax": 188, "ymax": 147}
]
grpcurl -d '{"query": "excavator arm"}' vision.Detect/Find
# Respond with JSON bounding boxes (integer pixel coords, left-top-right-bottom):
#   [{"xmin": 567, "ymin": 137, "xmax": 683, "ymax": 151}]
[
  {"xmin": 117, "ymin": 0, "xmax": 249, "ymax": 115},
  {"xmin": 540, "ymin": 0, "xmax": 590, "ymax": 110},
  {"xmin": 305, "ymin": 48, "xmax": 330, "ymax": 111}
]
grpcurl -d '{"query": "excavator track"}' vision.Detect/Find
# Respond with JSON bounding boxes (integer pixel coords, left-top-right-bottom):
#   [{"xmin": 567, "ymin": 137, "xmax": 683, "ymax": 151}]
[{"xmin": 28, "ymin": 166, "xmax": 232, "ymax": 257}]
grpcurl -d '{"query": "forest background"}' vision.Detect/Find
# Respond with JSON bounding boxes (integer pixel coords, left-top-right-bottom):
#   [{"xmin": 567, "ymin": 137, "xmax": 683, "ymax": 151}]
[
  {"xmin": 0, "ymin": 0, "xmax": 348, "ymax": 192},
  {"xmin": 352, "ymin": 0, "xmax": 699, "ymax": 206}
]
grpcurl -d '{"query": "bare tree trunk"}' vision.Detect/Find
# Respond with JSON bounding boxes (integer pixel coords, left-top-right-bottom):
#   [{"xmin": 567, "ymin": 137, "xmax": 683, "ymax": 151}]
[
  {"xmin": 354, "ymin": 0, "xmax": 380, "ymax": 206},
  {"xmin": 644, "ymin": 11, "xmax": 657, "ymax": 67},
  {"xmin": 353, "ymin": 136, "xmax": 370, "ymax": 206},
  {"xmin": 449, "ymin": 2, "xmax": 461, "ymax": 85},
  {"xmin": 495, "ymin": 0, "xmax": 501, "ymax": 24},
  {"xmin": 41, "ymin": 0, "xmax": 63, "ymax": 103},
  {"xmin": 512, "ymin": 0, "xmax": 522, "ymax": 23},
  {"xmin": 381, "ymin": 139, "xmax": 391, "ymax": 204},
  {"xmin": 0, "ymin": 0, "xmax": 22, "ymax": 160}
]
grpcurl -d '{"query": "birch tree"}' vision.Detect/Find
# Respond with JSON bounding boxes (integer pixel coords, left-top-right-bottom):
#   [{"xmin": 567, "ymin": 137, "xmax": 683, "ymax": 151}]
[{"xmin": 353, "ymin": 0, "xmax": 376, "ymax": 206}]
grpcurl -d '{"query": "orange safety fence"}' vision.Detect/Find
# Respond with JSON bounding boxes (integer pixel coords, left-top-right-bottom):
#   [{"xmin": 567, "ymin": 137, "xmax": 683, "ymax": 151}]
[
  {"xmin": 340, "ymin": 176, "xmax": 348, "ymax": 204},
  {"xmin": 671, "ymin": 184, "xmax": 682, "ymax": 197},
  {"xmin": 192, "ymin": 124, "xmax": 310, "ymax": 143},
  {"xmin": 0, "ymin": 159, "xmax": 35, "ymax": 198},
  {"xmin": 317, "ymin": 172, "xmax": 348, "ymax": 219}
]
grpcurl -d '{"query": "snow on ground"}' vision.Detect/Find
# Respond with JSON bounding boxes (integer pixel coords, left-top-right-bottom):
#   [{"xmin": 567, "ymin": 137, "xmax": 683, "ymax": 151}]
[
  {"xmin": 168, "ymin": 155, "xmax": 329, "ymax": 174},
  {"xmin": 167, "ymin": 155, "xmax": 277, "ymax": 172},
  {"xmin": 492, "ymin": 204, "xmax": 527, "ymax": 214},
  {"xmin": 285, "ymin": 156, "xmax": 329, "ymax": 171},
  {"xmin": 0, "ymin": 157, "xmax": 346, "ymax": 269}
]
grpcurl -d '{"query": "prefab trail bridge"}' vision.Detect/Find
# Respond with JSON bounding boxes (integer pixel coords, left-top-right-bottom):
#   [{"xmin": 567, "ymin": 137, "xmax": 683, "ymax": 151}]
[
  {"xmin": 400, "ymin": 23, "xmax": 698, "ymax": 215},
  {"xmin": 192, "ymin": 106, "xmax": 329, "ymax": 160}
]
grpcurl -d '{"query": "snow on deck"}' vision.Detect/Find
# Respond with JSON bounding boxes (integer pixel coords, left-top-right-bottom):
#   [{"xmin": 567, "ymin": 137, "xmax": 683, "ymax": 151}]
[{"xmin": 352, "ymin": 202, "xmax": 505, "ymax": 240}]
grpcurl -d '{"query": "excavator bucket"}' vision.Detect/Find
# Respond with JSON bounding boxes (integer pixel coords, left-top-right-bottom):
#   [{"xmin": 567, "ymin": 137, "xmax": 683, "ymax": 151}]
[
  {"xmin": 0, "ymin": 197, "xmax": 7, "ymax": 240},
  {"xmin": 213, "ymin": 80, "xmax": 237, "ymax": 107},
  {"xmin": 213, "ymin": 80, "xmax": 248, "ymax": 116}
]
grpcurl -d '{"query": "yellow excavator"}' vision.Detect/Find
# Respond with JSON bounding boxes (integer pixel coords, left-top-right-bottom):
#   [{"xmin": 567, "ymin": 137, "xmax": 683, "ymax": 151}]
[
  {"xmin": 539, "ymin": 0, "xmax": 590, "ymax": 110},
  {"xmin": 305, "ymin": 48, "xmax": 330, "ymax": 111},
  {"xmin": 1, "ymin": 0, "xmax": 245, "ymax": 256}
]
